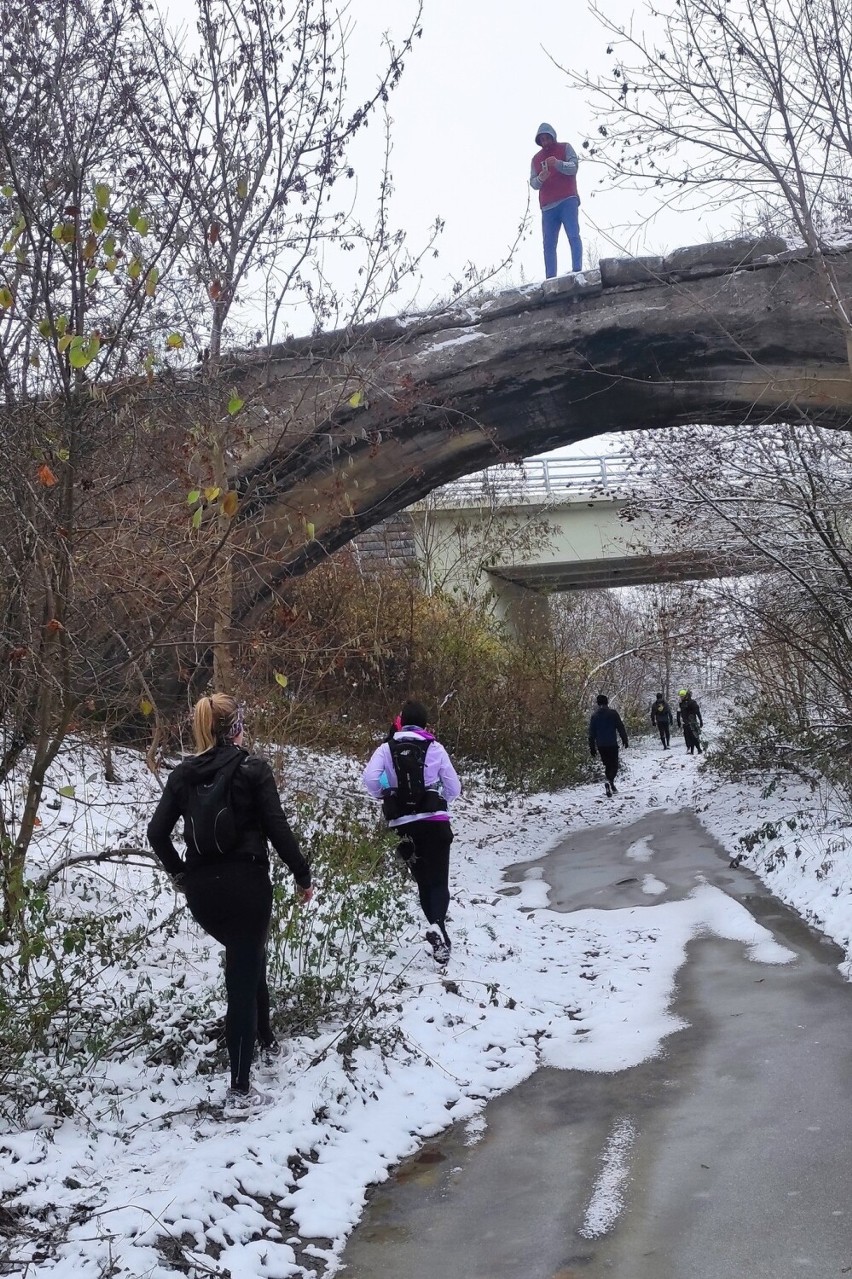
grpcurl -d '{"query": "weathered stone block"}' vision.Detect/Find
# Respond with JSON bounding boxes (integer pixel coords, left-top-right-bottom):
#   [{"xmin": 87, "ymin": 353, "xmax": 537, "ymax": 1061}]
[
  {"xmin": 664, "ymin": 237, "xmax": 787, "ymax": 273},
  {"xmin": 600, "ymin": 256, "xmax": 666, "ymax": 288},
  {"xmin": 541, "ymin": 271, "xmax": 603, "ymax": 298}
]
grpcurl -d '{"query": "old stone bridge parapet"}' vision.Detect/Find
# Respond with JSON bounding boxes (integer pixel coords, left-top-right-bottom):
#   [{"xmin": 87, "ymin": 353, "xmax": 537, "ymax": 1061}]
[{"xmin": 213, "ymin": 235, "xmax": 852, "ymax": 624}]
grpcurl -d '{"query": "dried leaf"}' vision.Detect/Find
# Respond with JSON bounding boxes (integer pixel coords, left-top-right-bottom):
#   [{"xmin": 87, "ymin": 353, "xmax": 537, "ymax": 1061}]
[
  {"xmin": 37, "ymin": 463, "xmax": 58, "ymax": 487},
  {"xmin": 222, "ymin": 490, "xmax": 239, "ymax": 517},
  {"xmin": 45, "ymin": 618, "xmax": 64, "ymax": 633},
  {"xmin": 208, "ymin": 221, "xmax": 220, "ymax": 244}
]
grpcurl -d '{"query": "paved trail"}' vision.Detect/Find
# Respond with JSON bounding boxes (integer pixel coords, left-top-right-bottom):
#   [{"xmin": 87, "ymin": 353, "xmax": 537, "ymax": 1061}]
[{"xmin": 340, "ymin": 809, "xmax": 852, "ymax": 1278}]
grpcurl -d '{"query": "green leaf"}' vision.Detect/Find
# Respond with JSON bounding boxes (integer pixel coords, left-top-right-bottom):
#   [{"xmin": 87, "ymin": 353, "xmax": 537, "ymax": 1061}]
[
  {"xmin": 191, "ymin": 505, "xmax": 203, "ymax": 530},
  {"xmin": 1, "ymin": 184, "xmax": 12, "ymax": 197},
  {"xmin": 166, "ymin": 332, "xmax": 184, "ymax": 349},
  {"xmin": 57, "ymin": 334, "xmax": 73, "ymax": 353},
  {"xmin": 187, "ymin": 489, "xmax": 201, "ymax": 504},
  {"xmin": 86, "ymin": 267, "xmax": 98, "ymax": 286},
  {"xmin": 228, "ymin": 393, "xmax": 244, "ymax": 416},
  {"xmin": 68, "ymin": 335, "xmax": 100, "ymax": 368},
  {"xmin": 105, "ymin": 257, "xmax": 118, "ymax": 273},
  {"xmin": 37, "ymin": 319, "xmax": 52, "ymax": 338},
  {"xmin": 103, "ymin": 234, "xmax": 116, "ymax": 256},
  {"xmin": 237, "ymin": 175, "xmax": 249, "ymax": 199},
  {"xmin": 95, "ymin": 182, "xmax": 110, "ymax": 208},
  {"xmin": 135, "ymin": 216, "xmax": 149, "ymax": 236},
  {"xmin": 0, "ymin": 286, "xmax": 13, "ymax": 309},
  {"xmin": 56, "ymin": 315, "xmax": 68, "ymax": 336},
  {"xmin": 128, "ymin": 257, "xmax": 142, "ymax": 280},
  {"xmin": 57, "ymin": 448, "xmax": 69, "ymax": 461},
  {"xmin": 144, "ymin": 266, "xmax": 159, "ymax": 297},
  {"xmin": 58, "ymin": 785, "xmax": 75, "ymax": 799},
  {"xmin": 128, "ymin": 205, "xmax": 140, "ymax": 227},
  {"xmin": 274, "ymin": 672, "xmax": 288, "ymax": 689},
  {"xmin": 348, "ymin": 389, "xmax": 365, "ymax": 408},
  {"xmin": 91, "ymin": 206, "xmax": 108, "ymax": 234},
  {"xmin": 306, "ymin": 521, "xmax": 315, "ymax": 540}
]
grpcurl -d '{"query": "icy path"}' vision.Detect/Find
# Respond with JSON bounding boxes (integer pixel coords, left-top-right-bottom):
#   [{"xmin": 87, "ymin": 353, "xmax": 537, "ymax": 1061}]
[{"xmin": 340, "ymin": 806, "xmax": 852, "ymax": 1279}]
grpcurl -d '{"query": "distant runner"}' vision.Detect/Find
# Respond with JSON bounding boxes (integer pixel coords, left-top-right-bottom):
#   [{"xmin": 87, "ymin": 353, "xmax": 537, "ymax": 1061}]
[
  {"xmin": 677, "ymin": 690, "xmax": 704, "ymax": 755},
  {"xmin": 650, "ymin": 692, "xmax": 674, "ymax": 749},
  {"xmin": 588, "ymin": 693, "xmax": 629, "ymax": 797}
]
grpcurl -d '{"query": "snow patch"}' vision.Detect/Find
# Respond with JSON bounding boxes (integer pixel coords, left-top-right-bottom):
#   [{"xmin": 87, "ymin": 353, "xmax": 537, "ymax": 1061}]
[{"xmin": 579, "ymin": 1116, "xmax": 636, "ymax": 1238}]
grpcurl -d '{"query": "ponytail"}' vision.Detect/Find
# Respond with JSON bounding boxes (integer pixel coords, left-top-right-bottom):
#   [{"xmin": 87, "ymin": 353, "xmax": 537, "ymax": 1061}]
[{"xmin": 191, "ymin": 693, "xmax": 241, "ymax": 753}]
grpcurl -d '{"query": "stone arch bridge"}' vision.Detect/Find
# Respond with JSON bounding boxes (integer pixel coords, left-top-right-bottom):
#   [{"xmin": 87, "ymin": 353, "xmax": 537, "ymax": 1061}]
[{"xmin": 220, "ymin": 236, "xmax": 852, "ymax": 623}]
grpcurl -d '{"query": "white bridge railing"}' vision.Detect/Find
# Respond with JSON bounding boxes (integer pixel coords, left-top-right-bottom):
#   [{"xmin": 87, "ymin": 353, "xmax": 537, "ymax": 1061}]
[{"xmin": 424, "ymin": 454, "xmax": 630, "ymax": 506}]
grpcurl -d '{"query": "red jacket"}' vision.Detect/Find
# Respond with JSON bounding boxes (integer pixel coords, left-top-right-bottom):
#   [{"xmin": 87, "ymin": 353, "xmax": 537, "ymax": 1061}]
[{"xmin": 532, "ymin": 139, "xmax": 578, "ymax": 207}]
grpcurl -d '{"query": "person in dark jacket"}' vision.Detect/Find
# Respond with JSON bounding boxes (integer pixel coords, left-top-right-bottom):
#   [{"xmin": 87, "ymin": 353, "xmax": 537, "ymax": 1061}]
[
  {"xmin": 677, "ymin": 690, "xmax": 704, "ymax": 755},
  {"xmin": 588, "ymin": 694, "xmax": 629, "ymax": 796},
  {"xmin": 650, "ymin": 692, "xmax": 674, "ymax": 749},
  {"xmin": 147, "ymin": 693, "xmax": 312, "ymax": 1111}
]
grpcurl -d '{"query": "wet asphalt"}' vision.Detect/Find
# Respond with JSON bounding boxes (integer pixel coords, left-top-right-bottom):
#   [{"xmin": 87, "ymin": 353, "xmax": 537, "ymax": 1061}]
[{"xmin": 339, "ymin": 803, "xmax": 852, "ymax": 1279}]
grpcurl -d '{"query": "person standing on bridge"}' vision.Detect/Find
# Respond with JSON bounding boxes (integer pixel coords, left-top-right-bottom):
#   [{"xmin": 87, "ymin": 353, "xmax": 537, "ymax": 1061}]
[
  {"xmin": 650, "ymin": 692, "xmax": 674, "ymax": 749},
  {"xmin": 530, "ymin": 122, "xmax": 584, "ymax": 282},
  {"xmin": 588, "ymin": 694, "xmax": 628, "ymax": 797}
]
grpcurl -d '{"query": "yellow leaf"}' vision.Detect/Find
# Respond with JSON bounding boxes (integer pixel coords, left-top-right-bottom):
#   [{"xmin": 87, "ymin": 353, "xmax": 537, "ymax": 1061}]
[
  {"xmin": 166, "ymin": 332, "xmax": 184, "ymax": 349},
  {"xmin": 139, "ymin": 698, "xmax": 154, "ymax": 717},
  {"xmin": 204, "ymin": 486, "xmax": 221, "ymax": 502},
  {"xmin": 306, "ymin": 521, "xmax": 315, "ymax": 540},
  {"xmin": 348, "ymin": 389, "xmax": 364, "ymax": 408},
  {"xmin": 274, "ymin": 672, "xmax": 288, "ymax": 689}
]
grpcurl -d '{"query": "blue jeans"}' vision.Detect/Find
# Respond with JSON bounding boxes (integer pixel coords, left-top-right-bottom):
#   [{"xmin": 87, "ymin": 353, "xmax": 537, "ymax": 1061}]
[{"xmin": 542, "ymin": 197, "xmax": 582, "ymax": 278}]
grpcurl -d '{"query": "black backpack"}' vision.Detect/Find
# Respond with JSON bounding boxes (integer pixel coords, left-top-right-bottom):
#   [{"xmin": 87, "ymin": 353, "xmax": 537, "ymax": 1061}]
[
  {"xmin": 382, "ymin": 737, "xmax": 447, "ymax": 822},
  {"xmin": 184, "ymin": 752, "xmax": 246, "ymax": 859}
]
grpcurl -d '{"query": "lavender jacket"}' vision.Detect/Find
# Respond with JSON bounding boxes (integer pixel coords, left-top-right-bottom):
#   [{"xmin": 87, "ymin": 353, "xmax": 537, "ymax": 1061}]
[{"xmin": 362, "ymin": 728, "xmax": 462, "ymax": 828}]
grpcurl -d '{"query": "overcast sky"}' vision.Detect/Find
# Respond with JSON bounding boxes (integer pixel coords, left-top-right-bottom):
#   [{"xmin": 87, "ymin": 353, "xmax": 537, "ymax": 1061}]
[{"xmin": 368, "ymin": 0, "xmax": 724, "ymax": 307}]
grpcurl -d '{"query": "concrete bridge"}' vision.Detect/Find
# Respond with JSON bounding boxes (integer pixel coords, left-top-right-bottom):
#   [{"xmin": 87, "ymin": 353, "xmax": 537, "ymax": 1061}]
[
  {"xmin": 406, "ymin": 455, "xmax": 748, "ymax": 627},
  {"xmin": 196, "ymin": 235, "xmax": 852, "ymax": 624}
]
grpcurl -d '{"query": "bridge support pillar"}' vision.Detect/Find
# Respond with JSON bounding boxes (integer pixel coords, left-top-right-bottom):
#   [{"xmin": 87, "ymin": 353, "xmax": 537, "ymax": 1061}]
[{"xmin": 488, "ymin": 574, "xmax": 552, "ymax": 641}]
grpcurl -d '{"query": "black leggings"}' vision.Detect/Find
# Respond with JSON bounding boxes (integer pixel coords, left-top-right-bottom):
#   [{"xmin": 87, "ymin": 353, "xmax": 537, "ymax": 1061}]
[
  {"xmin": 398, "ymin": 820, "xmax": 453, "ymax": 931},
  {"xmin": 183, "ymin": 862, "xmax": 273, "ymax": 1090},
  {"xmin": 598, "ymin": 744, "xmax": 620, "ymax": 783},
  {"xmin": 656, "ymin": 721, "xmax": 671, "ymax": 747}
]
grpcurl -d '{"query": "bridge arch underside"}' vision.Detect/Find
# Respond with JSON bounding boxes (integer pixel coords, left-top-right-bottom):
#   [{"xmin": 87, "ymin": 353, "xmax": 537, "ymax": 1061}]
[{"xmin": 230, "ymin": 240, "xmax": 852, "ymax": 627}]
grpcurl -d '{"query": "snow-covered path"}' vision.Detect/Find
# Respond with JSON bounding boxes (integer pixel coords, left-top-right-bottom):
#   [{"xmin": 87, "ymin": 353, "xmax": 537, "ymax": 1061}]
[
  {"xmin": 340, "ymin": 805, "xmax": 852, "ymax": 1279},
  {"xmin": 4, "ymin": 741, "xmax": 852, "ymax": 1278}
]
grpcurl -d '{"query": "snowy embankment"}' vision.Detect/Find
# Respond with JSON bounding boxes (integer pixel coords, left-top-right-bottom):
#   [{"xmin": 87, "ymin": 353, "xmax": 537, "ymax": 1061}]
[{"xmin": 0, "ymin": 736, "xmax": 848, "ymax": 1278}]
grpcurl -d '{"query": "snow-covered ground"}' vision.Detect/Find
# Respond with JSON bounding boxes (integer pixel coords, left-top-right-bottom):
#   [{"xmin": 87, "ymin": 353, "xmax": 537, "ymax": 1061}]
[{"xmin": 1, "ymin": 734, "xmax": 850, "ymax": 1277}]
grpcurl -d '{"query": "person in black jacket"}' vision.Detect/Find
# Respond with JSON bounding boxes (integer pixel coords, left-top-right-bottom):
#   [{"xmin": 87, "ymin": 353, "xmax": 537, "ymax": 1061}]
[
  {"xmin": 677, "ymin": 690, "xmax": 704, "ymax": 755},
  {"xmin": 147, "ymin": 693, "xmax": 312, "ymax": 1110},
  {"xmin": 650, "ymin": 692, "xmax": 674, "ymax": 749},
  {"xmin": 588, "ymin": 693, "xmax": 629, "ymax": 796}
]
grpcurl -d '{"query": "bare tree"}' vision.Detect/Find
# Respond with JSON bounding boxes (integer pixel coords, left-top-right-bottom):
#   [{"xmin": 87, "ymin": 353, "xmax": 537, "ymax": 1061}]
[{"xmin": 0, "ymin": 0, "xmax": 431, "ymax": 923}]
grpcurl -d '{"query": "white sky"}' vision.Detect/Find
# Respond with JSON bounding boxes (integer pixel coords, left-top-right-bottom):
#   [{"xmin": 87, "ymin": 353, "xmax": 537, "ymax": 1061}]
[{"xmin": 373, "ymin": 0, "xmax": 724, "ymax": 305}]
